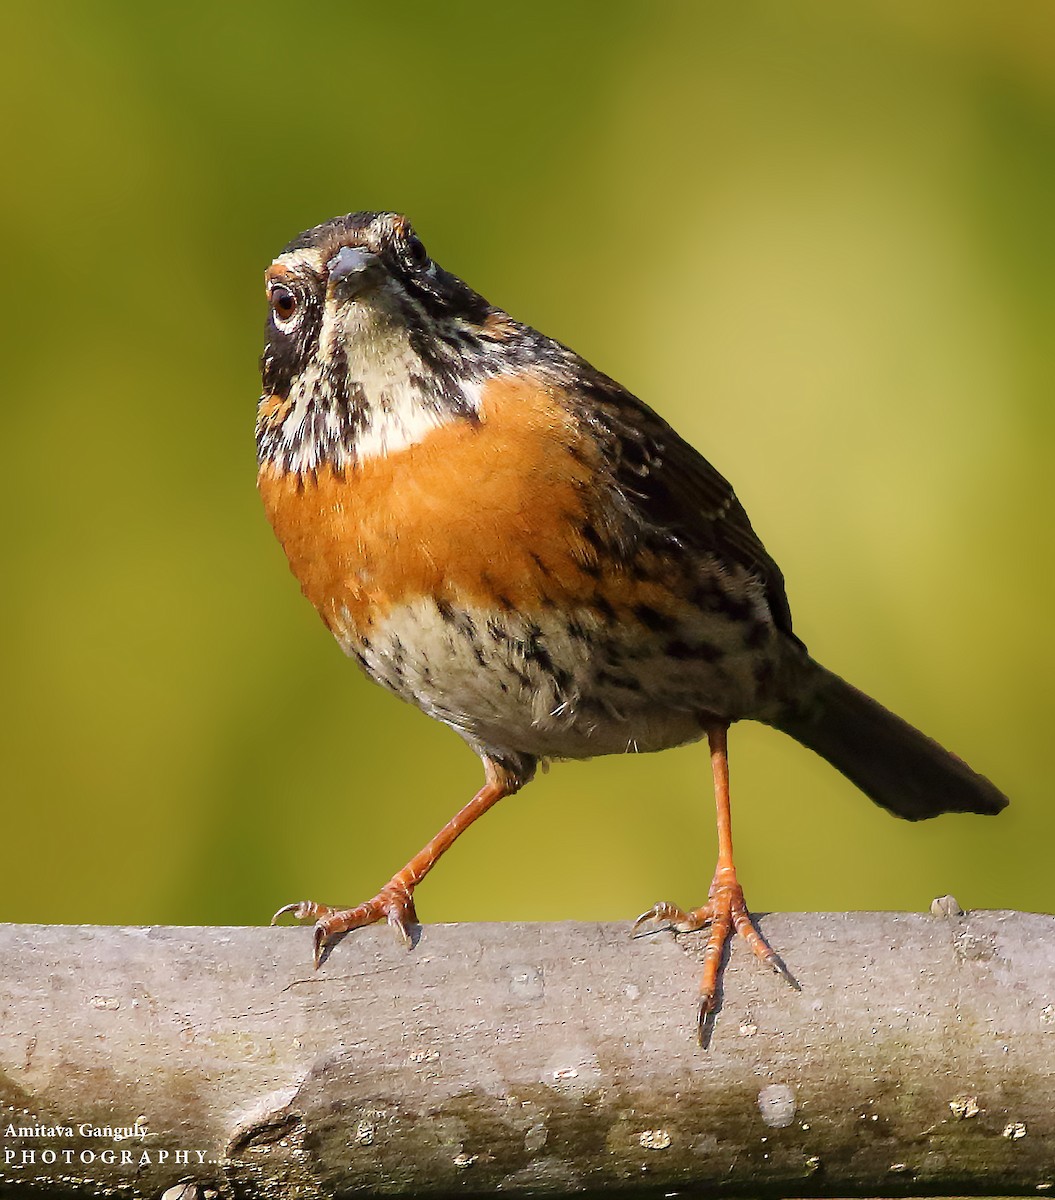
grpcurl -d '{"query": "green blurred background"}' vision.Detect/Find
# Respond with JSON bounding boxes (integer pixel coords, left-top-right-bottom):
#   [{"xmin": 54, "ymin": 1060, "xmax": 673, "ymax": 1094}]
[{"xmin": 2, "ymin": 2, "xmax": 1051, "ymax": 929}]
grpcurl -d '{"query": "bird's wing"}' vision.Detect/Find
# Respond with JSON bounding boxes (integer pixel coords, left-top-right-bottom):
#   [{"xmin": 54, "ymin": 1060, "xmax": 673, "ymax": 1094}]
[{"xmin": 571, "ymin": 371, "xmax": 798, "ymax": 641}]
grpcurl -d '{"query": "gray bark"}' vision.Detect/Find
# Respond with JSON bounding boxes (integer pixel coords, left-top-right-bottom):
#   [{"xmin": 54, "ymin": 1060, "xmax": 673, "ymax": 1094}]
[{"xmin": 0, "ymin": 910, "xmax": 1052, "ymax": 1198}]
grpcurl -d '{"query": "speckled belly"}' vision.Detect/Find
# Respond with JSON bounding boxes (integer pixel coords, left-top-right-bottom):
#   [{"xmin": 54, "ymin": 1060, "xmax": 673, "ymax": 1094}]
[{"xmin": 331, "ymin": 592, "xmax": 776, "ymax": 763}]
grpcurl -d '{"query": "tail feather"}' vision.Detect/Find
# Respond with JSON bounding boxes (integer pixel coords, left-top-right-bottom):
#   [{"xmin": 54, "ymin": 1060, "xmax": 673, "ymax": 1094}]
[{"xmin": 772, "ymin": 660, "xmax": 1008, "ymax": 821}]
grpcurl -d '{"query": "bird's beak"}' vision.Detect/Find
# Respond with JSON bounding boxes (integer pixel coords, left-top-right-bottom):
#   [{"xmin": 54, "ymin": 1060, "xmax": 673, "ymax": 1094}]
[{"xmin": 327, "ymin": 246, "xmax": 382, "ymax": 297}]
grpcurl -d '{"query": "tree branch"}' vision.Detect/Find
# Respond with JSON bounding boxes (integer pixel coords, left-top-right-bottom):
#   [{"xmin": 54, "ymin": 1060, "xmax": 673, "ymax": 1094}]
[{"xmin": 0, "ymin": 910, "xmax": 1051, "ymax": 1198}]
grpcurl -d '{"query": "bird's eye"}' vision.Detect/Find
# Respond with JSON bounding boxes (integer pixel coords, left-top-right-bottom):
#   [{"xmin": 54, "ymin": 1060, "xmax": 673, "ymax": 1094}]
[
  {"xmin": 270, "ymin": 285, "xmax": 298, "ymax": 322},
  {"xmin": 402, "ymin": 236, "xmax": 430, "ymax": 272}
]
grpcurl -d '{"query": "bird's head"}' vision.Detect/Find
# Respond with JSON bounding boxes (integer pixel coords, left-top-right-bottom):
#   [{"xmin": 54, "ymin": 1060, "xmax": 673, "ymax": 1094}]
[{"xmin": 258, "ymin": 212, "xmax": 524, "ymax": 475}]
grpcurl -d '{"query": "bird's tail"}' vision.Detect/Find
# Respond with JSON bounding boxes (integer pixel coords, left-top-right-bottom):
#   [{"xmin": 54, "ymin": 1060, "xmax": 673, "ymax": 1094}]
[{"xmin": 771, "ymin": 659, "xmax": 1008, "ymax": 820}]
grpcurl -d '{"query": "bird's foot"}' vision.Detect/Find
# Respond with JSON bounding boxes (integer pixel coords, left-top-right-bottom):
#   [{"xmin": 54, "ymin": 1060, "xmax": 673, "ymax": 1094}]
[
  {"xmin": 635, "ymin": 865, "xmax": 797, "ymax": 1042},
  {"xmin": 272, "ymin": 880, "xmax": 418, "ymax": 967}
]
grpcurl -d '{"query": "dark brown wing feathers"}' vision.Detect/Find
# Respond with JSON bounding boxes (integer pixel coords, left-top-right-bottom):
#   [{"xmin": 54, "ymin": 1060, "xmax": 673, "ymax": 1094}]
[{"xmin": 571, "ymin": 374, "xmax": 798, "ymax": 641}]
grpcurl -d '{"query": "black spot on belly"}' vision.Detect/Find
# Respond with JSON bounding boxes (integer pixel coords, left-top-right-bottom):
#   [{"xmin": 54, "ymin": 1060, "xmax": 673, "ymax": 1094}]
[
  {"xmin": 633, "ymin": 604, "xmax": 675, "ymax": 633},
  {"xmin": 437, "ymin": 597, "xmax": 478, "ymax": 640},
  {"xmin": 596, "ymin": 668, "xmax": 643, "ymax": 692},
  {"xmin": 549, "ymin": 665, "xmax": 574, "ymax": 693},
  {"xmin": 523, "ymin": 628, "xmax": 554, "ymax": 674},
  {"xmin": 510, "ymin": 664, "xmax": 533, "ymax": 688},
  {"xmin": 593, "ymin": 596, "xmax": 618, "ymax": 623}
]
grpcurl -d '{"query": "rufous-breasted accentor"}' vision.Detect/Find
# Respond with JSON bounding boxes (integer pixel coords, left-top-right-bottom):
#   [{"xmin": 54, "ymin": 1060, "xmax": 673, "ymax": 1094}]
[{"xmin": 258, "ymin": 212, "xmax": 1007, "ymax": 1041}]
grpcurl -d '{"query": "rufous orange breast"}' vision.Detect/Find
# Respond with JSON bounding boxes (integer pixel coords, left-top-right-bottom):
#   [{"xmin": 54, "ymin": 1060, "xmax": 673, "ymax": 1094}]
[{"xmin": 258, "ymin": 372, "xmax": 692, "ymax": 639}]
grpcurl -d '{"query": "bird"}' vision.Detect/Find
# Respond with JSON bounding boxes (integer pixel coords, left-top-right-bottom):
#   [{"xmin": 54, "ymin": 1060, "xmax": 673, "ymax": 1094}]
[{"xmin": 258, "ymin": 210, "xmax": 1008, "ymax": 1041}]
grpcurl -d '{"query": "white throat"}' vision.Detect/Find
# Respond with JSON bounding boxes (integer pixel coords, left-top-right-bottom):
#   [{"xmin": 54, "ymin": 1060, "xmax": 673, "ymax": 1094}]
[{"xmin": 276, "ymin": 280, "xmax": 480, "ymax": 472}]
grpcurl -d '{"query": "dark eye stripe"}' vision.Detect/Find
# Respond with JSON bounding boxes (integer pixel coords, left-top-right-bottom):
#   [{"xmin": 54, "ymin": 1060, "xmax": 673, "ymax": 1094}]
[{"xmin": 262, "ymin": 287, "xmax": 323, "ymax": 397}]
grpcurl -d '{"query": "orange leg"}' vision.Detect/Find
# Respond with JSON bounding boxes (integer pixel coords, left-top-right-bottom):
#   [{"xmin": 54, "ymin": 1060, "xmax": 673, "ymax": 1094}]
[
  {"xmin": 635, "ymin": 723, "xmax": 796, "ymax": 1042},
  {"xmin": 273, "ymin": 758, "xmax": 515, "ymax": 966}
]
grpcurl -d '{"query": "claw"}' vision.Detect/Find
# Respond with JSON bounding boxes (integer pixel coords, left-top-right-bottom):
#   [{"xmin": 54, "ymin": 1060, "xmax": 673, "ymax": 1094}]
[
  {"xmin": 633, "ymin": 904, "xmax": 666, "ymax": 930},
  {"xmin": 765, "ymin": 952, "xmax": 801, "ymax": 992},
  {"xmin": 270, "ymin": 882, "xmax": 418, "ymax": 966},
  {"xmin": 636, "ymin": 872, "xmax": 794, "ymax": 1045},
  {"xmin": 697, "ymin": 998, "xmax": 718, "ymax": 1049},
  {"xmin": 271, "ymin": 900, "xmax": 316, "ymax": 926},
  {"xmin": 387, "ymin": 904, "xmax": 414, "ymax": 948},
  {"xmin": 632, "ymin": 905, "xmax": 682, "ymax": 939},
  {"xmin": 633, "ymin": 901, "xmax": 712, "ymax": 935}
]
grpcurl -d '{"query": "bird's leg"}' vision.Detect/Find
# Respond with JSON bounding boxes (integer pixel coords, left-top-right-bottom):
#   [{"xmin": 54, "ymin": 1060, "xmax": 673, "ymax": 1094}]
[
  {"xmin": 273, "ymin": 759, "xmax": 515, "ymax": 967},
  {"xmin": 635, "ymin": 723, "xmax": 796, "ymax": 1041}
]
